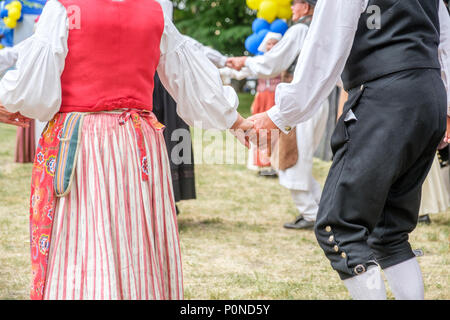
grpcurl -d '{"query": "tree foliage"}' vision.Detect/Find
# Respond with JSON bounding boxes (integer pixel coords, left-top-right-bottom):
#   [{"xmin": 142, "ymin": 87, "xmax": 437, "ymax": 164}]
[{"xmin": 173, "ymin": 0, "xmax": 256, "ymax": 56}]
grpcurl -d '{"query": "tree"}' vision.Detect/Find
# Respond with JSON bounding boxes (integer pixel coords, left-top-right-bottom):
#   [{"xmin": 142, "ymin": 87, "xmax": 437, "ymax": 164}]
[{"xmin": 173, "ymin": 0, "xmax": 256, "ymax": 57}]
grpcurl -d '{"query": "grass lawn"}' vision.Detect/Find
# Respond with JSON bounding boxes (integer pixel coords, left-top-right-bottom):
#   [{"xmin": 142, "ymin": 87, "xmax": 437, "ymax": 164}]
[{"xmin": 0, "ymin": 93, "xmax": 449, "ymax": 300}]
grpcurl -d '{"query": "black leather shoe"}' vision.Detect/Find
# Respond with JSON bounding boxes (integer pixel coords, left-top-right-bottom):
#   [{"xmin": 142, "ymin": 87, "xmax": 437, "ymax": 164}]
[
  {"xmin": 418, "ymin": 214, "xmax": 431, "ymax": 225},
  {"xmin": 284, "ymin": 216, "xmax": 315, "ymax": 230}
]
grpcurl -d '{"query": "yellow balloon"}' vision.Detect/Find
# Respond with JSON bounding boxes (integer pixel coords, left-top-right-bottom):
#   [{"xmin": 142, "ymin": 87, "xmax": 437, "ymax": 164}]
[
  {"xmin": 276, "ymin": 0, "xmax": 292, "ymax": 6},
  {"xmin": 246, "ymin": 0, "xmax": 262, "ymax": 10},
  {"xmin": 8, "ymin": 7, "xmax": 21, "ymax": 21},
  {"xmin": 258, "ymin": 0, "xmax": 278, "ymax": 23},
  {"xmin": 277, "ymin": 5, "xmax": 292, "ymax": 20},
  {"xmin": 4, "ymin": 17, "xmax": 17, "ymax": 29},
  {"xmin": 11, "ymin": 1, "xmax": 22, "ymax": 10}
]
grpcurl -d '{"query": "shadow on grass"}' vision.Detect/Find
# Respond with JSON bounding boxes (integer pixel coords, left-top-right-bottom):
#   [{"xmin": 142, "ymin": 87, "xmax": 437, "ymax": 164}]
[{"xmin": 178, "ymin": 217, "xmax": 268, "ymax": 234}]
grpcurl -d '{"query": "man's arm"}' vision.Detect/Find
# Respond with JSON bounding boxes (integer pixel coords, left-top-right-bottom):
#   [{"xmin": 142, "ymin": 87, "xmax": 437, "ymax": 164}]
[{"xmin": 264, "ymin": 0, "xmax": 368, "ymax": 133}]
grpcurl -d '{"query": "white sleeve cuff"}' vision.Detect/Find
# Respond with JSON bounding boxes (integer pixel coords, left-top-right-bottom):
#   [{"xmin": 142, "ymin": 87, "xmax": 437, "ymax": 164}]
[{"xmin": 267, "ymin": 105, "xmax": 293, "ymax": 134}]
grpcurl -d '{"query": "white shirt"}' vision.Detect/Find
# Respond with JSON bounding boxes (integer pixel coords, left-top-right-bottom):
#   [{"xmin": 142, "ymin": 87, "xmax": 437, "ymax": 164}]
[
  {"xmin": 183, "ymin": 36, "xmax": 228, "ymax": 68},
  {"xmin": 155, "ymin": 0, "xmax": 173, "ymax": 20},
  {"xmin": 268, "ymin": 0, "xmax": 450, "ymax": 134},
  {"xmin": 0, "ymin": 0, "xmax": 238, "ymax": 130},
  {"xmin": 0, "ymin": 47, "xmax": 18, "ymax": 75},
  {"xmin": 245, "ymin": 23, "xmax": 310, "ymax": 79}
]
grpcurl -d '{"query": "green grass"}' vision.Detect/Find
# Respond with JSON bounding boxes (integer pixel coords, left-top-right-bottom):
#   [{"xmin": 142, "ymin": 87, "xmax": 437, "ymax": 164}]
[{"xmin": 0, "ymin": 93, "xmax": 449, "ymax": 300}]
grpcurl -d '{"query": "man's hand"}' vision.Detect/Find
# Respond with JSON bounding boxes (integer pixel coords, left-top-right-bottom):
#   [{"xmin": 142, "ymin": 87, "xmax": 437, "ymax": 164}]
[
  {"xmin": 226, "ymin": 57, "xmax": 247, "ymax": 71},
  {"xmin": 438, "ymin": 116, "xmax": 450, "ymax": 149},
  {"xmin": 247, "ymin": 112, "xmax": 280, "ymax": 150},
  {"xmin": 0, "ymin": 105, "xmax": 31, "ymax": 128},
  {"xmin": 230, "ymin": 114, "xmax": 254, "ymax": 149},
  {"xmin": 446, "ymin": 116, "xmax": 450, "ymax": 143}
]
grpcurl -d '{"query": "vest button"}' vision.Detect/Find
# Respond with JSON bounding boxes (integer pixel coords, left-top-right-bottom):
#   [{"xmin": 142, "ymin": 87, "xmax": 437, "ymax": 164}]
[
  {"xmin": 325, "ymin": 226, "xmax": 332, "ymax": 233},
  {"xmin": 333, "ymin": 245, "xmax": 339, "ymax": 252},
  {"xmin": 284, "ymin": 126, "xmax": 292, "ymax": 132},
  {"xmin": 341, "ymin": 252, "xmax": 347, "ymax": 259},
  {"xmin": 328, "ymin": 235, "xmax": 334, "ymax": 243}
]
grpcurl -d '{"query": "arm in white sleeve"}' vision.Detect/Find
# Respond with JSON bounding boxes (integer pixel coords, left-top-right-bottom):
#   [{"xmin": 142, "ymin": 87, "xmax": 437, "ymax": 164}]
[
  {"xmin": 184, "ymin": 35, "xmax": 228, "ymax": 68},
  {"xmin": 267, "ymin": 0, "xmax": 368, "ymax": 133},
  {"xmin": 158, "ymin": 15, "xmax": 239, "ymax": 130},
  {"xmin": 438, "ymin": 0, "xmax": 450, "ymax": 116},
  {"xmin": 0, "ymin": 47, "xmax": 18, "ymax": 75},
  {"xmin": 0, "ymin": 0, "xmax": 68, "ymax": 121},
  {"xmin": 245, "ymin": 23, "xmax": 309, "ymax": 79}
]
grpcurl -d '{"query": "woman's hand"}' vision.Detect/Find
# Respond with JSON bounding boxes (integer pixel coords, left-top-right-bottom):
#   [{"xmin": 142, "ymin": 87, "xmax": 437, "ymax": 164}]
[
  {"xmin": 230, "ymin": 114, "xmax": 254, "ymax": 149},
  {"xmin": 0, "ymin": 105, "xmax": 31, "ymax": 128}
]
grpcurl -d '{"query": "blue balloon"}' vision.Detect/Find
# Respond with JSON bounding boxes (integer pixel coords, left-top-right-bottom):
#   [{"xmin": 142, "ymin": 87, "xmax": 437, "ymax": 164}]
[
  {"xmin": 256, "ymin": 29, "xmax": 270, "ymax": 43},
  {"xmin": 270, "ymin": 19, "xmax": 289, "ymax": 35},
  {"xmin": 245, "ymin": 33, "xmax": 260, "ymax": 55},
  {"xmin": 252, "ymin": 18, "xmax": 270, "ymax": 34}
]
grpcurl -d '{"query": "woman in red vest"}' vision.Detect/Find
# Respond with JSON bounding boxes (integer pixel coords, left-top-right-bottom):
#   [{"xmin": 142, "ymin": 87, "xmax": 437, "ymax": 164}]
[{"xmin": 0, "ymin": 0, "xmax": 252, "ymax": 300}]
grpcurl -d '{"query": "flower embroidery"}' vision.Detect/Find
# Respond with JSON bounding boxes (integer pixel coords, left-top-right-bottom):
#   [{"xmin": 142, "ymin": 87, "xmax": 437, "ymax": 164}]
[
  {"xmin": 141, "ymin": 156, "xmax": 149, "ymax": 175},
  {"xmin": 45, "ymin": 156, "xmax": 56, "ymax": 176},
  {"xmin": 38, "ymin": 234, "xmax": 49, "ymax": 255},
  {"xmin": 36, "ymin": 152, "xmax": 45, "ymax": 165}
]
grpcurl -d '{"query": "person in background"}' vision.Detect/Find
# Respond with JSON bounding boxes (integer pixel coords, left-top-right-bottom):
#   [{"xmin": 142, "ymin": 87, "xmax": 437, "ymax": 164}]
[
  {"xmin": 221, "ymin": 32, "xmax": 282, "ymax": 176},
  {"xmin": 418, "ymin": 153, "xmax": 450, "ymax": 224},
  {"xmin": 228, "ymin": 0, "xmax": 330, "ymax": 230}
]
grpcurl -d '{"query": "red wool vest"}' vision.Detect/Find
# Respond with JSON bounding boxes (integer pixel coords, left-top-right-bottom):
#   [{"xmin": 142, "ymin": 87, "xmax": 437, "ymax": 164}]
[{"xmin": 59, "ymin": 0, "xmax": 165, "ymax": 113}]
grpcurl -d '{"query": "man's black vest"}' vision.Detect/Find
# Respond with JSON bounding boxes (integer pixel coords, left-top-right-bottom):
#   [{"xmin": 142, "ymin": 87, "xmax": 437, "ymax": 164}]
[{"xmin": 342, "ymin": 0, "xmax": 441, "ymax": 91}]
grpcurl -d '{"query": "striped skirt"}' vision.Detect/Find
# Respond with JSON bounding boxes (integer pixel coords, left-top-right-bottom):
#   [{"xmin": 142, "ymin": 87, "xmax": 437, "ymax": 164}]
[{"xmin": 42, "ymin": 113, "xmax": 183, "ymax": 300}]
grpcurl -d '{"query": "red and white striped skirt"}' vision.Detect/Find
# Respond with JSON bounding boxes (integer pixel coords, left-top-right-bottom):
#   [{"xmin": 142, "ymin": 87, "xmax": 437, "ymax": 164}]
[{"xmin": 43, "ymin": 113, "xmax": 183, "ymax": 300}]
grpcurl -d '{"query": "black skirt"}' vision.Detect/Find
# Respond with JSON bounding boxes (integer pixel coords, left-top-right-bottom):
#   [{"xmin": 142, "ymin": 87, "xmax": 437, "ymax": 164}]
[{"xmin": 153, "ymin": 73, "xmax": 197, "ymax": 203}]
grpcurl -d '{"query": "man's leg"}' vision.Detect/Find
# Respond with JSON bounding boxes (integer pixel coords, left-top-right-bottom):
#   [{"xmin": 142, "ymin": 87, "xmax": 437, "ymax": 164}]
[
  {"xmin": 314, "ymin": 69, "xmax": 447, "ymax": 299},
  {"xmin": 368, "ymin": 137, "xmax": 442, "ymax": 299}
]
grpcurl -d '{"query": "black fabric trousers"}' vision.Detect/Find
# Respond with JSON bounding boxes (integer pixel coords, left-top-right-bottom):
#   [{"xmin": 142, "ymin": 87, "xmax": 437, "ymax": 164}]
[{"xmin": 314, "ymin": 68, "xmax": 447, "ymax": 280}]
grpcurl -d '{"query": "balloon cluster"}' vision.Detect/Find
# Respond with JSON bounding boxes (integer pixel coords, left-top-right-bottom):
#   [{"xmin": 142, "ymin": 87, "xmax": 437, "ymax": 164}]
[
  {"xmin": 245, "ymin": 18, "xmax": 288, "ymax": 55},
  {"xmin": 0, "ymin": 0, "xmax": 23, "ymax": 48},
  {"xmin": 1, "ymin": 0, "xmax": 22, "ymax": 29},
  {"xmin": 246, "ymin": 0, "xmax": 292, "ymax": 23}
]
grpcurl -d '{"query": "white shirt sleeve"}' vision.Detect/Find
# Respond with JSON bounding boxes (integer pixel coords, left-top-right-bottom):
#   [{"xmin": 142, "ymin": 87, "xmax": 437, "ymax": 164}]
[
  {"xmin": 267, "ymin": 0, "xmax": 368, "ymax": 133},
  {"xmin": 184, "ymin": 35, "xmax": 228, "ymax": 68},
  {"xmin": 245, "ymin": 23, "xmax": 309, "ymax": 78},
  {"xmin": 157, "ymin": 15, "xmax": 239, "ymax": 130},
  {"xmin": 155, "ymin": 0, "xmax": 173, "ymax": 20},
  {"xmin": 0, "ymin": 0, "xmax": 68, "ymax": 122},
  {"xmin": 438, "ymin": 0, "xmax": 450, "ymax": 116},
  {"xmin": 0, "ymin": 47, "xmax": 18, "ymax": 75}
]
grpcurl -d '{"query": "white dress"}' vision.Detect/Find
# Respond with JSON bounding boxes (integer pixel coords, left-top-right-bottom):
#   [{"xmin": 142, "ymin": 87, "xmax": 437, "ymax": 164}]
[{"xmin": 419, "ymin": 156, "xmax": 450, "ymax": 215}]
